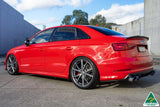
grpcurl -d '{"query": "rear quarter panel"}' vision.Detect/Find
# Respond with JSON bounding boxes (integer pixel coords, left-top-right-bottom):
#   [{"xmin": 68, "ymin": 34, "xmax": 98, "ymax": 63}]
[{"xmin": 65, "ymin": 29, "xmax": 126, "ymax": 79}]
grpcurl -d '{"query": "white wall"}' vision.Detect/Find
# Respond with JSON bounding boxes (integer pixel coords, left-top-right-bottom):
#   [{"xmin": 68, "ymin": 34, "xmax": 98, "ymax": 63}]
[
  {"xmin": 144, "ymin": 0, "xmax": 160, "ymax": 56},
  {"xmin": 112, "ymin": 17, "xmax": 144, "ymax": 37}
]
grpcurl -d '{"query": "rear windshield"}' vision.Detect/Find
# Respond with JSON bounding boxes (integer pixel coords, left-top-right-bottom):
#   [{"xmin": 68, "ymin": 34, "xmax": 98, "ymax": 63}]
[{"xmin": 87, "ymin": 26, "xmax": 125, "ymax": 36}]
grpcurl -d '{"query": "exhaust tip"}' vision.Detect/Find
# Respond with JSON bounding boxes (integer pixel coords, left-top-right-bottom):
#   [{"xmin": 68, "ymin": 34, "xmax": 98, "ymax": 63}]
[
  {"xmin": 150, "ymin": 70, "xmax": 155, "ymax": 76},
  {"xmin": 128, "ymin": 76, "xmax": 136, "ymax": 82},
  {"xmin": 135, "ymin": 76, "xmax": 140, "ymax": 81},
  {"xmin": 128, "ymin": 76, "xmax": 140, "ymax": 82}
]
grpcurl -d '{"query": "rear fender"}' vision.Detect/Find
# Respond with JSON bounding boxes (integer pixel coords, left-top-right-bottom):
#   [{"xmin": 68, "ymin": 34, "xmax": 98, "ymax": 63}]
[{"xmin": 66, "ymin": 48, "xmax": 101, "ymax": 78}]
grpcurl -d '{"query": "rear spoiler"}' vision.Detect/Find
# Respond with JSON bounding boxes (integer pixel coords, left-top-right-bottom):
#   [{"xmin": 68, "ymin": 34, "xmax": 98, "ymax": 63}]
[{"xmin": 126, "ymin": 35, "xmax": 149, "ymax": 40}]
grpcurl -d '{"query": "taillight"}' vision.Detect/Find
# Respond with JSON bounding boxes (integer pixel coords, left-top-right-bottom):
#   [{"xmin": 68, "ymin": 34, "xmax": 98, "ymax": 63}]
[{"xmin": 112, "ymin": 43, "xmax": 135, "ymax": 51}]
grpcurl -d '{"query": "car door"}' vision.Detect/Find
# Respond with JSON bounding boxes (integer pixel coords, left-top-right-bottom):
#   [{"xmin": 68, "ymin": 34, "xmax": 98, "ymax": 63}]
[
  {"xmin": 45, "ymin": 27, "xmax": 79, "ymax": 74},
  {"xmin": 20, "ymin": 28, "xmax": 54, "ymax": 72}
]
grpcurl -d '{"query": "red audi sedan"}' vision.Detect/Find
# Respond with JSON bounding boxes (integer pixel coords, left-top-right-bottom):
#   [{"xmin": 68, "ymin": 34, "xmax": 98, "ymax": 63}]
[{"xmin": 5, "ymin": 25, "xmax": 154, "ymax": 89}]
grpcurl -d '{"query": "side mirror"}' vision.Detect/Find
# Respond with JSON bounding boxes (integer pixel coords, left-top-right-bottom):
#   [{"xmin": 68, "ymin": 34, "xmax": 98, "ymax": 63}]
[{"xmin": 24, "ymin": 38, "xmax": 30, "ymax": 46}]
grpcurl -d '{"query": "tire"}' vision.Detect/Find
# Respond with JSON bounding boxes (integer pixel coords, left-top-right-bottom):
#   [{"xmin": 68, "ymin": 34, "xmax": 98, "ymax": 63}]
[
  {"xmin": 70, "ymin": 57, "xmax": 99, "ymax": 89},
  {"xmin": 6, "ymin": 54, "xmax": 19, "ymax": 75}
]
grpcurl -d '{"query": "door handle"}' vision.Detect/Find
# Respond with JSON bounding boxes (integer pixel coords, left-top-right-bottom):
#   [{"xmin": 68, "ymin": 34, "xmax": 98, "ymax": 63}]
[{"xmin": 66, "ymin": 47, "xmax": 73, "ymax": 51}]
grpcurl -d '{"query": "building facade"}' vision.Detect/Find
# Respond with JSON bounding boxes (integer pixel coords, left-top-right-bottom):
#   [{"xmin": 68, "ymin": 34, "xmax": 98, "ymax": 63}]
[{"xmin": 0, "ymin": 0, "xmax": 40, "ymax": 55}]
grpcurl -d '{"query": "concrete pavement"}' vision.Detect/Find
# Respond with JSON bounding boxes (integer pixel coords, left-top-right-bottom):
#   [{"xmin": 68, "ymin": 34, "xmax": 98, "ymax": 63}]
[{"xmin": 0, "ymin": 57, "xmax": 5, "ymax": 66}]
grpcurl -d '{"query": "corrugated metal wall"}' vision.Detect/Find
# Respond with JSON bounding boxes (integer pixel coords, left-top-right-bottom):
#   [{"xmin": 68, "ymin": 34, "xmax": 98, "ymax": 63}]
[{"xmin": 0, "ymin": 0, "xmax": 40, "ymax": 55}]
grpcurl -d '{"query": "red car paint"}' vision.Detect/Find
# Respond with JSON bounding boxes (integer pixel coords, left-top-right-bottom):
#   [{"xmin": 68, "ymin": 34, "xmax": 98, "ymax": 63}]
[{"xmin": 5, "ymin": 25, "xmax": 153, "ymax": 81}]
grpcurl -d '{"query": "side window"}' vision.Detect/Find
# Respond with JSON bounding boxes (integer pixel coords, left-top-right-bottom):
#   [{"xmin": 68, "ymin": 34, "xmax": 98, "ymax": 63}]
[
  {"xmin": 52, "ymin": 27, "xmax": 76, "ymax": 42},
  {"xmin": 77, "ymin": 28, "xmax": 91, "ymax": 39},
  {"xmin": 30, "ymin": 28, "xmax": 54, "ymax": 44}
]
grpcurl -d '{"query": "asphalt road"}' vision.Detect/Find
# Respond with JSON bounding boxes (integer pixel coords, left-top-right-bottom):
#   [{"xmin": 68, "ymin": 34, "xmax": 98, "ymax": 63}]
[{"xmin": 0, "ymin": 59, "xmax": 160, "ymax": 107}]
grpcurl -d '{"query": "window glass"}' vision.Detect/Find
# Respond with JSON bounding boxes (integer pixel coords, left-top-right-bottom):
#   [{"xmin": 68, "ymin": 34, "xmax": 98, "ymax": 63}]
[
  {"xmin": 30, "ymin": 29, "xmax": 54, "ymax": 44},
  {"xmin": 52, "ymin": 27, "xmax": 76, "ymax": 41},
  {"xmin": 77, "ymin": 28, "xmax": 90, "ymax": 39},
  {"xmin": 87, "ymin": 26, "xmax": 125, "ymax": 36}
]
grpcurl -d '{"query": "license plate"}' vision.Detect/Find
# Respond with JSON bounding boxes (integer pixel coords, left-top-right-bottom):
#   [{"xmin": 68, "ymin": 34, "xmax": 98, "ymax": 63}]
[{"xmin": 138, "ymin": 46, "xmax": 146, "ymax": 52}]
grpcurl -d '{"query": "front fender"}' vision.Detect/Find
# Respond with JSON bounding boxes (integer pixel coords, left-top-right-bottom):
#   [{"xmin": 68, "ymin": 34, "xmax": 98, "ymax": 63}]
[{"xmin": 5, "ymin": 49, "xmax": 20, "ymax": 70}]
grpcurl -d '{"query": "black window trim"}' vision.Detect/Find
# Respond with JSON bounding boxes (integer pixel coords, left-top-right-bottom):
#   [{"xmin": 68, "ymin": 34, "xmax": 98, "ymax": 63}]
[{"xmin": 48, "ymin": 28, "xmax": 56, "ymax": 42}]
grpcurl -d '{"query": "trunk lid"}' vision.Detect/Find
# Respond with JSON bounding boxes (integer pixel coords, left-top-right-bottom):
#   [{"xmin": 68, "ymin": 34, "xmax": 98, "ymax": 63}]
[{"xmin": 122, "ymin": 35, "xmax": 149, "ymax": 57}]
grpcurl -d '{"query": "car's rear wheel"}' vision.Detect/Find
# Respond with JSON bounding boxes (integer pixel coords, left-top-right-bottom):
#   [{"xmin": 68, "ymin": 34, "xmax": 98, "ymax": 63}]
[
  {"xmin": 6, "ymin": 54, "xmax": 19, "ymax": 75},
  {"xmin": 70, "ymin": 57, "xmax": 99, "ymax": 89}
]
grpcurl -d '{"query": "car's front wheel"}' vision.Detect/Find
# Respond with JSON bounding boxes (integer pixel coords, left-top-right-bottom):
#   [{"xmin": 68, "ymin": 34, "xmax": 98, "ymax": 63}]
[
  {"xmin": 6, "ymin": 54, "xmax": 19, "ymax": 75},
  {"xmin": 70, "ymin": 57, "xmax": 99, "ymax": 89}
]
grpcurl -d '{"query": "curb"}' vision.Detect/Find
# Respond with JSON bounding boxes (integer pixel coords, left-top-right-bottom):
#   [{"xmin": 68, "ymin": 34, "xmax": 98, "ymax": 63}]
[{"xmin": 153, "ymin": 58, "xmax": 160, "ymax": 65}]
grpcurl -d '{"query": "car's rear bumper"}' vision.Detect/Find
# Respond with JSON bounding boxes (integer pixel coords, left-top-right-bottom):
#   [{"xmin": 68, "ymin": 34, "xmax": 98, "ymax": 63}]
[
  {"xmin": 98, "ymin": 56, "xmax": 153, "ymax": 81},
  {"xmin": 124, "ymin": 69, "xmax": 155, "ymax": 82},
  {"xmin": 125, "ymin": 68, "xmax": 155, "ymax": 78}
]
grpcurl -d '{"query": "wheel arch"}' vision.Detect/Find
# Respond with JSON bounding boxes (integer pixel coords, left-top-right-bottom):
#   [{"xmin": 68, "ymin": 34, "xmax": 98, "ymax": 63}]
[
  {"xmin": 68, "ymin": 55, "xmax": 100, "ymax": 80},
  {"xmin": 5, "ymin": 52, "xmax": 20, "ymax": 70}
]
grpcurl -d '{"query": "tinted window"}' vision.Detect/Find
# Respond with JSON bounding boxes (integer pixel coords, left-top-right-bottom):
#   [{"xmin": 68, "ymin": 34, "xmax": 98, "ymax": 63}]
[
  {"xmin": 77, "ymin": 28, "xmax": 90, "ymax": 39},
  {"xmin": 87, "ymin": 26, "xmax": 124, "ymax": 36},
  {"xmin": 52, "ymin": 27, "xmax": 76, "ymax": 41},
  {"xmin": 30, "ymin": 29, "xmax": 54, "ymax": 44}
]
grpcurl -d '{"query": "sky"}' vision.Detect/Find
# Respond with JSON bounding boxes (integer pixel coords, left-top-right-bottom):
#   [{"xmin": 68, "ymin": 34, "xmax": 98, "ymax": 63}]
[{"xmin": 3, "ymin": 0, "xmax": 144, "ymax": 30}]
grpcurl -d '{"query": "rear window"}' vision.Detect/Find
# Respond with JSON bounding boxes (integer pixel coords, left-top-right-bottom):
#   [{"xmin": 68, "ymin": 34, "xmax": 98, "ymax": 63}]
[{"xmin": 87, "ymin": 26, "xmax": 125, "ymax": 36}]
